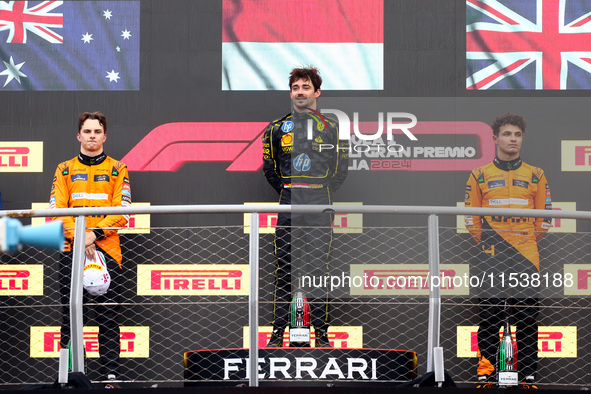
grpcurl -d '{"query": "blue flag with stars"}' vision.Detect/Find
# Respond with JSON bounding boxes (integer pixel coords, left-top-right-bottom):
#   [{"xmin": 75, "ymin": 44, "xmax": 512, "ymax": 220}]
[{"xmin": 0, "ymin": 1, "xmax": 139, "ymax": 91}]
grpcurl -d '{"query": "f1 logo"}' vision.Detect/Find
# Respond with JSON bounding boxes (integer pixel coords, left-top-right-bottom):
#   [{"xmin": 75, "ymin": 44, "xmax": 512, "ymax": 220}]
[{"xmin": 122, "ymin": 121, "xmax": 493, "ymax": 173}]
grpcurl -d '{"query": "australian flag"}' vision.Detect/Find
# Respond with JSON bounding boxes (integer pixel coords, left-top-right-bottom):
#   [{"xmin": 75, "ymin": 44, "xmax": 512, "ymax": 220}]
[
  {"xmin": 0, "ymin": 1, "xmax": 139, "ymax": 90},
  {"xmin": 466, "ymin": 0, "xmax": 591, "ymax": 90}
]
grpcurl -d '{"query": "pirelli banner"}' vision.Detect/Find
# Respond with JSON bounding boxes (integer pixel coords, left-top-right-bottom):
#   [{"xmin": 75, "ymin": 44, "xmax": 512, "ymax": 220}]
[
  {"xmin": 0, "ymin": 142, "xmax": 43, "ymax": 172},
  {"xmin": 561, "ymin": 141, "xmax": 591, "ymax": 172},
  {"xmin": 564, "ymin": 264, "xmax": 591, "ymax": 296},
  {"xmin": 243, "ymin": 202, "xmax": 363, "ymax": 234},
  {"xmin": 0, "ymin": 265, "xmax": 44, "ymax": 296},
  {"xmin": 30, "ymin": 326, "xmax": 150, "ymax": 358},
  {"xmin": 346, "ymin": 263, "xmax": 591, "ymax": 298},
  {"xmin": 30, "ymin": 202, "xmax": 151, "ymax": 234},
  {"xmin": 456, "ymin": 326, "xmax": 577, "ymax": 358},
  {"xmin": 243, "ymin": 326, "xmax": 364, "ymax": 349},
  {"xmin": 137, "ymin": 265, "xmax": 249, "ymax": 296},
  {"xmin": 349, "ymin": 264, "xmax": 470, "ymax": 296}
]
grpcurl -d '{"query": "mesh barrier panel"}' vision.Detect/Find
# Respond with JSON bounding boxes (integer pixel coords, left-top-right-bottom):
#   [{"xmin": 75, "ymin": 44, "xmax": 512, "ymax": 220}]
[
  {"xmin": 262, "ymin": 224, "xmax": 430, "ymax": 355},
  {"xmin": 0, "ymin": 221, "xmax": 589, "ymax": 388},
  {"xmin": 439, "ymin": 227, "xmax": 591, "ymax": 387}
]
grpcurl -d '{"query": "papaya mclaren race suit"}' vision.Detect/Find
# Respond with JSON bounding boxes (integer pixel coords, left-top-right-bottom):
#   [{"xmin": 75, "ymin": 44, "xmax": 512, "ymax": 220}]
[
  {"xmin": 50, "ymin": 152, "xmax": 131, "ymax": 376},
  {"xmin": 464, "ymin": 156, "xmax": 551, "ymax": 380},
  {"xmin": 262, "ymin": 110, "xmax": 348, "ymax": 338}
]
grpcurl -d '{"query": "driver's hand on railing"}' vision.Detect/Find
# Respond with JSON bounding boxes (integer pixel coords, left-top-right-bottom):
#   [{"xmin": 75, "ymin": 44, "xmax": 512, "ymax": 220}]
[{"xmin": 84, "ymin": 231, "xmax": 97, "ymax": 259}]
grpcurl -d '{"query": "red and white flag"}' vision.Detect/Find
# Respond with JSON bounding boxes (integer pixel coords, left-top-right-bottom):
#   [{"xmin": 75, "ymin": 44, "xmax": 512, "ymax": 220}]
[{"xmin": 222, "ymin": 0, "xmax": 383, "ymax": 90}]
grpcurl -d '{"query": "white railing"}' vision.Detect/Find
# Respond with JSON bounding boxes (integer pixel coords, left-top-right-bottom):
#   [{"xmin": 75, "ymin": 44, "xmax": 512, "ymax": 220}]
[{"xmin": 0, "ymin": 205, "xmax": 587, "ymax": 387}]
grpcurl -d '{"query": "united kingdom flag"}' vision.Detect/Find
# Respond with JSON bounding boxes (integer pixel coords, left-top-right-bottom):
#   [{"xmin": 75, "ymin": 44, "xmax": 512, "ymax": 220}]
[
  {"xmin": 0, "ymin": 1, "xmax": 63, "ymax": 43},
  {"xmin": 466, "ymin": 0, "xmax": 591, "ymax": 90}
]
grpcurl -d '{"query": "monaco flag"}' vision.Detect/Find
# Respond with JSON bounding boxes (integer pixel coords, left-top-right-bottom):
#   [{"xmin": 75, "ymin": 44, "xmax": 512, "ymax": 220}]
[{"xmin": 222, "ymin": 0, "xmax": 384, "ymax": 91}]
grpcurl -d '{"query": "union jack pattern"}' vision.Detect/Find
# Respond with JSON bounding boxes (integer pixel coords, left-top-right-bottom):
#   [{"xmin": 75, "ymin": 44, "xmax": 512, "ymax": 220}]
[
  {"xmin": 466, "ymin": 0, "xmax": 591, "ymax": 90},
  {"xmin": 0, "ymin": 1, "xmax": 63, "ymax": 44}
]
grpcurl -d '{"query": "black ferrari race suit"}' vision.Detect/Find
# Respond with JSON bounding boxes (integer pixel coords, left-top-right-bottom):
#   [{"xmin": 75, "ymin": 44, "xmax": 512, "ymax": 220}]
[{"xmin": 262, "ymin": 110, "xmax": 348, "ymax": 332}]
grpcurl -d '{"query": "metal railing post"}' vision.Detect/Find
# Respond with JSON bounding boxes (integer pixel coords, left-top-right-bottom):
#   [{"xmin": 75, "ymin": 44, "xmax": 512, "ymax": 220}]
[
  {"xmin": 426, "ymin": 214, "xmax": 441, "ymax": 373},
  {"xmin": 248, "ymin": 212, "xmax": 260, "ymax": 386},
  {"xmin": 70, "ymin": 216, "xmax": 86, "ymax": 373}
]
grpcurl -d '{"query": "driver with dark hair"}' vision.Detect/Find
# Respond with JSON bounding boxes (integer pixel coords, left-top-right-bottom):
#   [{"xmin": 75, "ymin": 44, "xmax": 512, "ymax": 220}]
[
  {"xmin": 262, "ymin": 66, "xmax": 348, "ymax": 348},
  {"xmin": 465, "ymin": 113, "xmax": 551, "ymax": 387}
]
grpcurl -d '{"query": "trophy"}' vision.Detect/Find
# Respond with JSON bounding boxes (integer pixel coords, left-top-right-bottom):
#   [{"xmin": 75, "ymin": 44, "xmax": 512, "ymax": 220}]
[
  {"xmin": 497, "ymin": 318, "xmax": 518, "ymax": 387},
  {"xmin": 289, "ymin": 291, "xmax": 310, "ymax": 347}
]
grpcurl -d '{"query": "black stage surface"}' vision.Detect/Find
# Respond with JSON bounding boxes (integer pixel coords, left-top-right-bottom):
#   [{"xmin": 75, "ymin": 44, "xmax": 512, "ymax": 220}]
[{"xmin": 1, "ymin": 385, "xmax": 590, "ymax": 393}]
